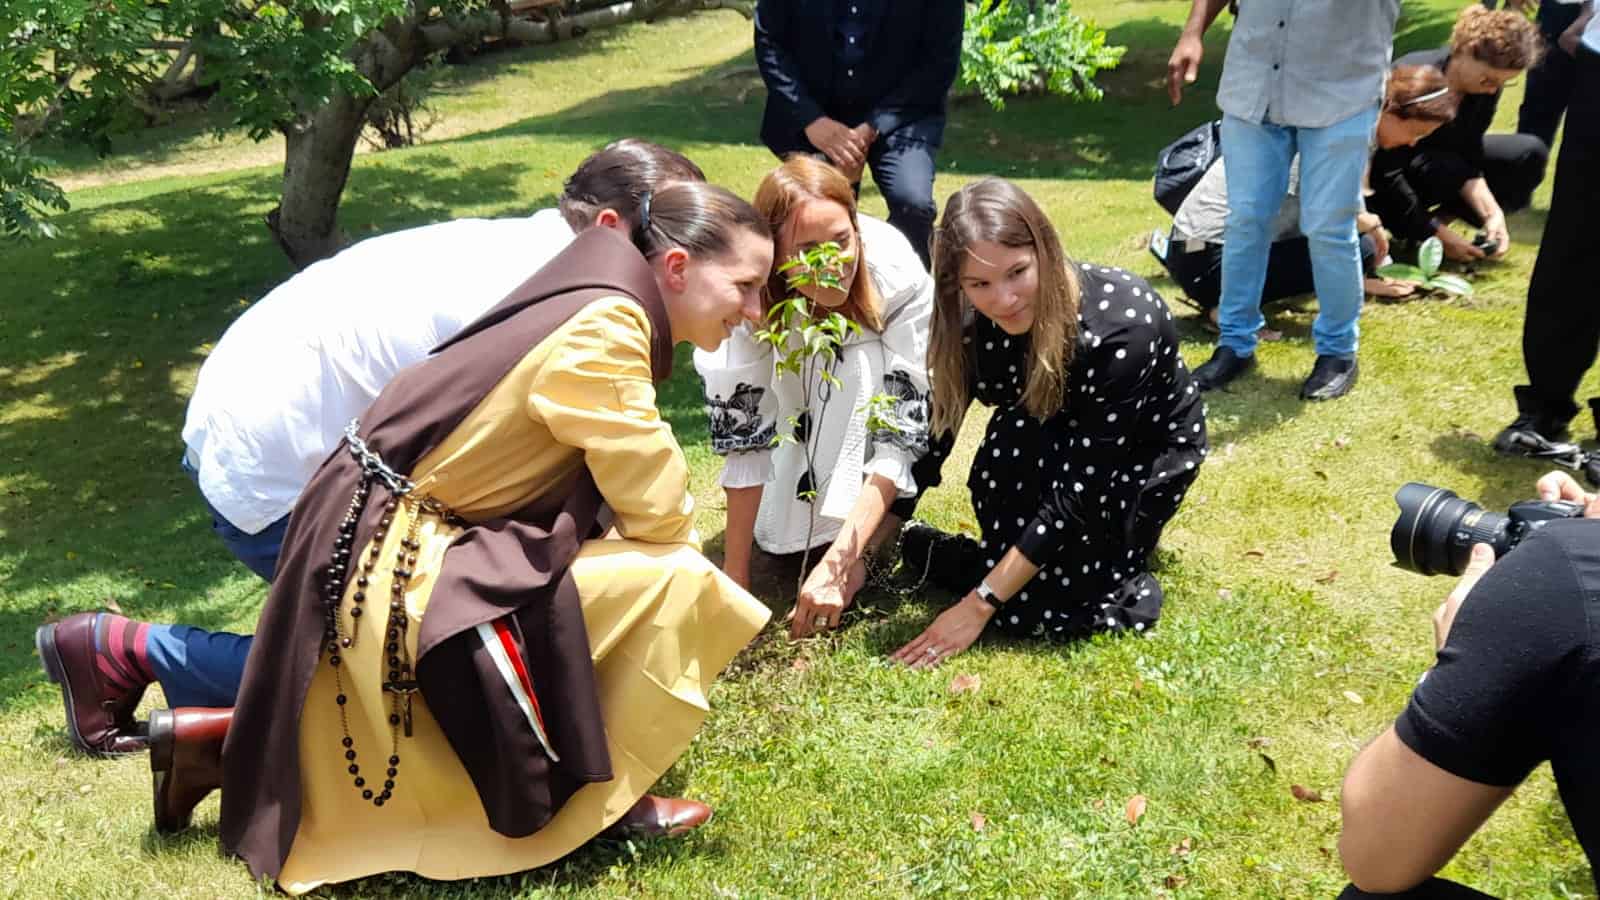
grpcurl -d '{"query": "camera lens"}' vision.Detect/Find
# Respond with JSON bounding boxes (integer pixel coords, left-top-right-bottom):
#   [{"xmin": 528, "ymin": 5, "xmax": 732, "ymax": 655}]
[{"xmin": 1390, "ymin": 483, "xmax": 1511, "ymax": 576}]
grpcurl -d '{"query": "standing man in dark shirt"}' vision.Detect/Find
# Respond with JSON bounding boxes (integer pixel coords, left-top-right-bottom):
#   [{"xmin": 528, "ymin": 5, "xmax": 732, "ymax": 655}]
[
  {"xmin": 1339, "ymin": 470, "xmax": 1600, "ymax": 898},
  {"xmin": 1366, "ymin": 6, "xmax": 1545, "ymax": 265},
  {"xmin": 754, "ymin": 0, "xmax": 965, "ymax": 267}
]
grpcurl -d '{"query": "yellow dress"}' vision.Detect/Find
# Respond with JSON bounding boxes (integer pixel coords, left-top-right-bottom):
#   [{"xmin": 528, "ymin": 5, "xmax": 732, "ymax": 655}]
[{"xmin": 276, "ymin": 297, "xmax": 770, "ymax": 892}]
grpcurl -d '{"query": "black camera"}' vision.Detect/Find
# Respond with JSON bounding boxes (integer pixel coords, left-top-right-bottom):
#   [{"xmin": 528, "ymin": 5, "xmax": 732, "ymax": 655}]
[
  {"xmin": 1390, "ymin": 483, "xmax": 1585, "ymax": 576},
  {"xmin": 1472, "ymin": 231, "xmax": 1500, "ymax": 256}
]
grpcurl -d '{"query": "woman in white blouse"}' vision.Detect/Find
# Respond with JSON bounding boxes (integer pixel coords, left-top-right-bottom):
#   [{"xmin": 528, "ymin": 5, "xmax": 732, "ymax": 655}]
[{"xmin": 695, "ymin": 156, "xmax": 936, "ymax": 638}]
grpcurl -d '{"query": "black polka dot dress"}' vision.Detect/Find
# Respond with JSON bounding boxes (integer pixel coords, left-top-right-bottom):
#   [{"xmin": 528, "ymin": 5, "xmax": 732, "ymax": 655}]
[{"xmin": 946, "ymin": 264, "xmax": 1207, "ymax": 639}]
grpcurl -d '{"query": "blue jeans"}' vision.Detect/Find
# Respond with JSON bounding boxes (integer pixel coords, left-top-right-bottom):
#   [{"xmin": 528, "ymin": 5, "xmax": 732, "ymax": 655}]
[
  {"xmin": 180, "ymin": 455, "xmax": 288, "ymax": 581},
  {"xmin": 1218, "ymin": 104, "xmax": 1379, "ymax": 359},
  {"xmin": 145, "ymin": 624, "xmax": 251, "ymax": 707}
]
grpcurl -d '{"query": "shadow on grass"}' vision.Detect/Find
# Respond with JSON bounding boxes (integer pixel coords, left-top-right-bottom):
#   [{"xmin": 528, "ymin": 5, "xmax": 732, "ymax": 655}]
[{"xmin": 0, "ymin": 154, "xmax": 537, "ymax": 712}]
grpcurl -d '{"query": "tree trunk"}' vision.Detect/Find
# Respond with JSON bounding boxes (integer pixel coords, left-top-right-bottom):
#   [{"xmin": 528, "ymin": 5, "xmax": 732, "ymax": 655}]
[
  {"xmin": 265, "ymin": 0, "xmax": 753, "ymax": 268},
  {"xmin": 267, "ymin": 92, "xmax": 372, "ymax": 269}
]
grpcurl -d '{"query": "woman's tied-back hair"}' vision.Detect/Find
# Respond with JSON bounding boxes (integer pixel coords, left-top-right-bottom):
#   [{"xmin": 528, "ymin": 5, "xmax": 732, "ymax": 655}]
[
  {"xmin": 558, "ymin": 138, "xmax": 707, "ymax": 231},
  {"xmin": 1450, "ymin": 4, "xmax": 1543, "ymax": 72},
  {"xmin": 752, "ymin": 155, "xmax": 884, "ymax": 332},
  {"xmin": 929, "ymin": 177, "xmax": 1079, "ymax": 437},
  {"xmin": 1385, "ymin": 64, "xmax": 1461, "ymax": 123},
  {"xmin": 628, "ymin": 181, "xmax": 771, "ymax": 262}
]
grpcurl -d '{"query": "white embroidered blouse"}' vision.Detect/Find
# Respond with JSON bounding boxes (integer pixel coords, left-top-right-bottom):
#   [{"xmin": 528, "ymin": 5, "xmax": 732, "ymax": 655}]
[{"xmin": 693, "ymin": 215, "xmax": 934, "ymax": 554}]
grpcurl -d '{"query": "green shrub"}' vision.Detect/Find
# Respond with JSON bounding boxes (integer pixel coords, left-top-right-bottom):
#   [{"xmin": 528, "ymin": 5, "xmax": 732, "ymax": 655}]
[{"xmin": 958, "ymin": 0, "xmax": 1125, "ymax": 110}]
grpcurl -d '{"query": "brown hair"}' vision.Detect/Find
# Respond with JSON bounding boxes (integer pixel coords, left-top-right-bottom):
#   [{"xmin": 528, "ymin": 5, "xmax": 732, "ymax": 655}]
[
  {"xmin": 629, "ymin": 181, "xmax": 770, "ymax": 263},
  {"xmin": 1384, "ymin": 64, "xmax": 1460, "ymax": 123},
  {"xmin": 558, "ymin": 139, "xmax": 706, "ymax": 231},
  {"xmin": 929, "ymin": 178, "xmax": 1079, "ymax": 437},
  {"xmin": 751, "ymin": 155, "xmax": 884, "ymax": 332},
  {"xmin": 1449, "ymin": 4, "xmax": 1543, "ymax": 71}
]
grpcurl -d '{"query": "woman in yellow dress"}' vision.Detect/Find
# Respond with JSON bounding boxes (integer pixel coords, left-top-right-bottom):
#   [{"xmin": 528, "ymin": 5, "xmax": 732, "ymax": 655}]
[{"xmin": 167, "ymin": 182, "xmax": 777, "ymax": 891}]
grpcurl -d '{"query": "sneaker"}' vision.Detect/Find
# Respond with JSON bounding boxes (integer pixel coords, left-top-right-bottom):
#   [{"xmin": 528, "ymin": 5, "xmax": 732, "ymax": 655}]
[
  {"xmin": 1492, "ymin": 414, "xmax": 1578, "ymax": 460},
  {"xmin": 1300, "ymin": 355, "xmax": 1359, "ymax": 402},
  {"xmin": 1193, "ymin": 347, "xmax": 1256, "ymax": 392}
]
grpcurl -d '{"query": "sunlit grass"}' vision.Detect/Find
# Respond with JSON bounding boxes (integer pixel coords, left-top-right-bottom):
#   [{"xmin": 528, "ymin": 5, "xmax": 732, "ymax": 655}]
[{"xmin": 1, "ymin": 1, "xmax": 1593, "ymax": 896}]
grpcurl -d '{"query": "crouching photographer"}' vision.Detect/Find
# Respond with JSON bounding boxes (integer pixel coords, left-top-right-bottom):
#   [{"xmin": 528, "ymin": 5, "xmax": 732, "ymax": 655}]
[{"xmin": 1337, "ymin": 471, "xmax": 1600, "ymax": 898}]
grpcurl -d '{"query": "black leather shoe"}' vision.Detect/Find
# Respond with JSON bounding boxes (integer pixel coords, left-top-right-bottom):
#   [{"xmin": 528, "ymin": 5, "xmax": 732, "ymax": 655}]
[
  {"xmin": 1300, "ymin": 355, "xmax": 1358, "ymax": 401},
  {"xmin": 1492, "ymin": 414, "xmax": 1578, "ymax": 460},
  {"xmin": 1192, "ymin": 347, "xmax": 1256, "ymax": 392}
]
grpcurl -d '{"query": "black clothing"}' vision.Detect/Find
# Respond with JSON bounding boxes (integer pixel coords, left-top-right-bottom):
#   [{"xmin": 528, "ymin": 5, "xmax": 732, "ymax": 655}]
[
  {"xmin": 1338, "ymin": 878, "xmax": 1498, "ymax": 899},
  {"xmin": 914, "ymin": 265, "xmax": 1207, "ymax": 638},
  {"xmin": 753, "ymin": 0, "xmax": 963, "ymax": 265},
  {"xmin": 1519, "ymin": 0, "xmax": 1586, "ymax": 148},
  {"xmin": 753, "ymin": 0, "xmax": 963, "ymax": 151},
  {"xmin": 1368, "ymin": 48, "xmax": 1550, "ymax": 242},
  {"xmin": 1514, "ymin": 45, "xmax": 1600, "ymax": 426},
  {"xmin": 1157, "ymin": 232, "xmax": 1379, "ymax": 311},
  {"xmin": 1394, "ymin": 517, "xmax": 1600, "ymax": 889}
]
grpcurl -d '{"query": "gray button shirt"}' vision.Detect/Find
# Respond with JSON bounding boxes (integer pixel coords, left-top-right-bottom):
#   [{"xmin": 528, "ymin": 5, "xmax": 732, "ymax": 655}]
[{"xmin": 1217, "ymin": 0, "xmax": 1401, "ymax": 129}]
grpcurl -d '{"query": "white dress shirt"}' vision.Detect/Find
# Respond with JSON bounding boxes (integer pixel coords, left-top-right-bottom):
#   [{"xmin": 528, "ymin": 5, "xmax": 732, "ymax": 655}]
[{"xmin": 182, "ymin": 209, "xmax": 577, "ymax": 533}]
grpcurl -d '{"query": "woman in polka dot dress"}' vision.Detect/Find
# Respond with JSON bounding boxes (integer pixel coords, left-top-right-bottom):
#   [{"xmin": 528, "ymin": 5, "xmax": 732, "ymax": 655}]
[{"xmin": 892, "ymin": 178, "xmax": 1207, "ymax": 668}]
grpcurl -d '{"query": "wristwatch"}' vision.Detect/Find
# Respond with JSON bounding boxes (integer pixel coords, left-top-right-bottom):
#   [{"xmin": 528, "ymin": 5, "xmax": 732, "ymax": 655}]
[{"xmin": 974, "ymin": 578, "xmax": 1001, "ymax": 610}]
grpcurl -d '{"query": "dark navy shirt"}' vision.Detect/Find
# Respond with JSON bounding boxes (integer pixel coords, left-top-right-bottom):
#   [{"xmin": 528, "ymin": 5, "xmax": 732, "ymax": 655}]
[{"xmin": 834, "ymin": 1, "xmax": 883, "ymax": 88}]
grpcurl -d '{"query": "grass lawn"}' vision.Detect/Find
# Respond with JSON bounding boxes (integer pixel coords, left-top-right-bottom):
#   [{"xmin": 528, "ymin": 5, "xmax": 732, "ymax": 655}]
[{"xmin": 2, "ymin": 1, "xmax": 1595, "ymax": 896}]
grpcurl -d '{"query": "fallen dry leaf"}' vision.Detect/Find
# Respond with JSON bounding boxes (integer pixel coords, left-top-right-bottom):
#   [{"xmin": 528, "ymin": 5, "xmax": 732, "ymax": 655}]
[
  {"xmin": 1242, "ymin": 549, "xmax": 1266, "ymax": 560},
  {"xmin": 1217, "ymin": 588, "xmax": 1234, "ymax": 600},
  {"xmin": 949, "ymin": 673, "xmax": 981, "ymax": 695},
  {"xmin": 1333, "ymin": 436, "xmax": 1351, "ymax": 449},
  {"xmin": 1315, "ymin": 570, "xmax": 1339, "ymax": 585},
  {"xmin": 1132, "ymin": 676, "xmax": 1144, "ymax": 694},
  {"xmin": 1092, "ymin": 797, "xmax": 1106, "ymax": 811},
  {"xmin": 1245, "ymin": 736, "xmax": 1272, "ymax": 749},
  {"xmin": 970, "ymin": 812, "xmax": 987, "ymax": 833},
  {"xmin": 1170, "ymin": 837, "xmax": 1193, "ymax": 857},
  {"xmin": 102, "ymin": 597, "xmax": 123, "ymax": 614},
  {"xmin": 1125, "ymin": 794, "xmax": 1148, "ymax": 825},
  {"xmin": 1343, "ymin": 690, "xmax": 1364, "ymax": 705},
  {"xmin": 1165, "ymin": 874, "xmax": 1189, "ymax": 889},
  {"xmin": 1290, "ymin": 784, "xmax": 1324, "ymax": 803},
  {"xmin": 1258, "ymin": 752, "xmax": 1278, "ymax": 774}
]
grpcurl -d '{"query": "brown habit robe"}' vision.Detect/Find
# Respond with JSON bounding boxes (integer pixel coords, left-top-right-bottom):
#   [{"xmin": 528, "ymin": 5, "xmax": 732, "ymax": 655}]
[{"xmin": 219, "ymin": 227, "xmax": 676, "ymax": 879}]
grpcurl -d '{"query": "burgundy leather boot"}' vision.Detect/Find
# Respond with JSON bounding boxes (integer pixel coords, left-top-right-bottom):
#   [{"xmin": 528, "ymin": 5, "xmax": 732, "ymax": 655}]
[
  {"xmin": 35, "ymin": 613, "xmax": 151, "ymax": 756},
  {"xmin": 149, "ymin": 707, "xmax": 232, "ymax": 833},
  {"xmin": 600, "ymin": 795, "xmax": 713, "ymax": 839}
]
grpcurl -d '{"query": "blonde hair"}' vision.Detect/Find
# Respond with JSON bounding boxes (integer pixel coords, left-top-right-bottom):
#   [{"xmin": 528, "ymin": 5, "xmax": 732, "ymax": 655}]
[
  {"xmin": 751, "ymin": 155, "xmax": 883, "ymax": 332},
  {"xmin": 1450, "ymin": 4, "xmax": 1543, "ymax": 71},
  {"xmin": 929, "ymin": 178, "xmax": 1079, "ymax": 437}
]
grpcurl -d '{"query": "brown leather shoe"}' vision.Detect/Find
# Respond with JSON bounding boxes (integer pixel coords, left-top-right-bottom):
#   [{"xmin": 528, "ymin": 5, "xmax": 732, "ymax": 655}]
[
  {"xmin": 35, "ymin": 613, "xmax": 150, "ymax": 756},
  {"xmin": 149, "ymin": 707, "xmax": 231, "ymax": 833},
  {"xmin": 600, "ymin": 794, "xmax": 712, "ymax": 839}
]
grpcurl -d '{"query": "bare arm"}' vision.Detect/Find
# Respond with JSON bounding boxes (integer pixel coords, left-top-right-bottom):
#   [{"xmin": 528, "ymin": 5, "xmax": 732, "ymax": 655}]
[
  {"xmin": 1339, "ymin": 728, "xmax": 1512, "ymax": 893},
  {"xmin": 792, "ymin": 473, "xmax": 898, "ymax": 638},
  {"xmin": 890, "ymin": 544, "xmax": 1040, "ymax": 668},
  {"xmin": 1460, "ymin": 177, "xmax": 1511, "ymax": 258},
  {"xmin": 1167, "ymin": 0, "xmax": 1231, "ymax": 105},
  {"xmin": 722, "ymin": 485, "xmax": 763, "ymax": 590}
]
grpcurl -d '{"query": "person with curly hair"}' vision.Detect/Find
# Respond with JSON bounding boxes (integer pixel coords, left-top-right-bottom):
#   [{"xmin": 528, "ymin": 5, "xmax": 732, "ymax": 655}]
[{"xmin": 1368, "ymin": 4, "xmax": 1548, "ymax": 264}]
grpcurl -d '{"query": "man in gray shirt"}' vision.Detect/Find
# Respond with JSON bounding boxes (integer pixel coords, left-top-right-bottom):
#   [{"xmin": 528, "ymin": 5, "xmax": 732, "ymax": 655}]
[{"xmin": 1168, "ymin": 0, "xmax": 1400, "ymax": 401}]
